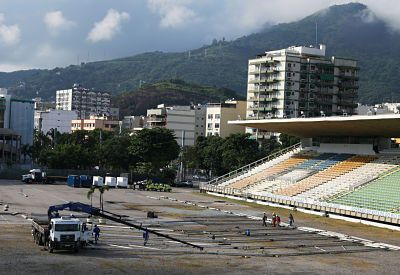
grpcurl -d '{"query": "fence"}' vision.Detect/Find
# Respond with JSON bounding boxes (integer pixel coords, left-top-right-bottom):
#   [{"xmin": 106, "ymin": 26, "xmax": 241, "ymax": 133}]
[
  {"xmin": 207, "ymin": 142, "xmax": 302, "ymax": 186},
  {"xmin": 200, "ymin": 184, "xmax": 400, "ymax": 226}
]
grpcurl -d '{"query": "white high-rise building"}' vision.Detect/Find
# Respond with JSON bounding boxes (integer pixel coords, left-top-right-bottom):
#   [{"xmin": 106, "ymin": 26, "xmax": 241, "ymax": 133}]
[
  {"xmin": 56, "ymin": 84, "xmax": 111, "ymax": 119},
  {"xmin": 246, "ymin": 44, "xmax": 359, "ymax": 139}
]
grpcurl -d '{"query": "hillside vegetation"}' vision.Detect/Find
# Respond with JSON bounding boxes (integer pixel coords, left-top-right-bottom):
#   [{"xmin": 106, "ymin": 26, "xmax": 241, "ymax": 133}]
[
  {"xmin": 0, "ymin": 3, "xmax": 399, "ymax": 104},
  {"xmin": 112, "ymin": 79, "xmax": 241, "ymax": 116}
]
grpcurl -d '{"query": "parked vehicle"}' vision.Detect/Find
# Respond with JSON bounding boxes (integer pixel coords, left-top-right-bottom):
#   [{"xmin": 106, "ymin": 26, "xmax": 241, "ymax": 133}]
[
  {"xmin": 173, "ymin": 180, "xmax": 194, "ymax": 188},
  {"xmin": 32, "ymin": 217, "xmax": 91, "ymax": 253},
  {"xmin": 22, "ymin": 169, "xmax": 66, "ymax": 184}
]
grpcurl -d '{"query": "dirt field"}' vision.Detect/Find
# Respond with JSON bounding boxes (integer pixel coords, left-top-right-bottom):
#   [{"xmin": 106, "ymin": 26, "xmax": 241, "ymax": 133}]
[{"xmin": 0, "ymin": 180, "xmax": 399, "ymax": 274}]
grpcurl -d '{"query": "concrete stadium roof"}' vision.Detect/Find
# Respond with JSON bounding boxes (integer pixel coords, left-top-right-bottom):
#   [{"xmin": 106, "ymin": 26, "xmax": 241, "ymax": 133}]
[{"xmin": 229, "ymin": 114, "xmax": 400, "ymax": 138}]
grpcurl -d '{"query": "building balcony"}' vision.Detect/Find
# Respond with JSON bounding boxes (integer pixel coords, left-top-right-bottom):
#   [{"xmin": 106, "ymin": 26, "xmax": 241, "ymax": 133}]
[
  {"xmin": 338, "ymin": 82, "xmax": 359, "ymax": 89},
  {"xmin": 261, "ymin": 68, "xmax": 279, "ymax": 74},
  {"xmin": 249, "ymin": 59, "xmax": 280, "ymax": 65},
  {"xmin": 337, "ymin": 74, "xmax": 360, "ymax": 81},
  {"xmin": 248, "ymin": 96, "xmax": 278, "ymax": 102},
  {"xmin": 259, "ymin": 88, "xmax": 279, "ymax": 93},
  {"xmin": 249, "ymin": 105, "xmax": 277, "ymax": 112}
]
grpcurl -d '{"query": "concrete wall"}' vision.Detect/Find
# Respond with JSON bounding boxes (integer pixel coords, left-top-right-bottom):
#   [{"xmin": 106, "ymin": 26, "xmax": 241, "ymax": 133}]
[
  {"xmin": 318, "ymin": 143, "xmax": 375, "ymax": 155},
  {"xmin": 36, "ymin": 109, "xmax": 78, "ymax": 134}
]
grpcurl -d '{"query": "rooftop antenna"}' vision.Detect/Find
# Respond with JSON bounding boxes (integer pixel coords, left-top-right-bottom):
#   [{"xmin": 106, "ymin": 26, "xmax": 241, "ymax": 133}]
[{"xmin": 315, "ymin": 21, "xmax": 318, "ymax": 47}]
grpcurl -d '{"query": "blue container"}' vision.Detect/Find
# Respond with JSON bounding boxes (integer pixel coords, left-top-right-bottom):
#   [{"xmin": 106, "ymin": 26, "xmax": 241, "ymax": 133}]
[
  {"xmin": 67, "ymin": 175, "xmax": 80, "ymax": 188},
  {"xmin": 80, "ymin": 175, "xmax": 92, "ymax": 188}
]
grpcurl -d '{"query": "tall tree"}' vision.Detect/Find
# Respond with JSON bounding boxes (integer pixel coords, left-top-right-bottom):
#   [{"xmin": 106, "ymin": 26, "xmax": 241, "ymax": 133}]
[
  {"xmin": 221, "ymin": 133, "xmax": 261, "ymax": 171},
  {"xmin": 130, "ymin": 128, "xmax": 180, "ymax": 176}
]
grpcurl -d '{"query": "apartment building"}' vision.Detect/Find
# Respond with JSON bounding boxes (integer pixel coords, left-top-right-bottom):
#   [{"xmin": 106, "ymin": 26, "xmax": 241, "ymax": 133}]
[
  {"xmin": 206, "ymin": 100, "xmax": 246, "ymax": 138},
  {"xmin": 56, "ymin": 84, "xmax": 111, "ymax": 119},
  {"xmin": 35, "ymin": 109, "xmax": 78, "ymax": 134},
  {"xmin": 145, "ymin": 104, "xmax": 168, "ymax": 128},
  {"xmin": 246, "ymin": 44, "xmax": 359, "ymax": 139},
  {"xmin": 71, "ymin": 116, "xmax": 120, "ymax": 132},
  {"xmin": 166, "ymin": 105, "xmax": 206, "ymax": 146}
]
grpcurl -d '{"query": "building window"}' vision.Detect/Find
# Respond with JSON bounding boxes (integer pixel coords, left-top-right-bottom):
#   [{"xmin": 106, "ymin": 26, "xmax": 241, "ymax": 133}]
[
  {"xmin": 207, "ymin": 114, "xmax": 213, "ymax": 119},
  {"xmin": 207, "ymin": 123, "xmax": 212, "ymax": 129},
  {"xmin": 215, "ymin": 114, "xmax": 220, "ymax": 119},
  {"xmin": 215, "ymin": 123, "xmax": 220, "ymax": 128}
]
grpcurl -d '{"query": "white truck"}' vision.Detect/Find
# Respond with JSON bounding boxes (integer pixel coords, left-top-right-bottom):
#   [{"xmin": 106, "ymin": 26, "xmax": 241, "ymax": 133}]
[
  {"xmin": 32, "ymin": 217, "xmax": 92, "ymax": 253},
  {"xmin": 22, "ymin": 169, "xmax": 66, "ymax": 184}
]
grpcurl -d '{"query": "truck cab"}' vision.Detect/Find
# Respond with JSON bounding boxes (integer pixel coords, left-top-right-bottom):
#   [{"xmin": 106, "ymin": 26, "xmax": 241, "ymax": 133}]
[
  {"xmin": 48, "ymin": 217, "xmax": 88, "ymax": 252},
  {"xmin": 22, "ymin": 169, "xmax": 45, "ymax": 183}
]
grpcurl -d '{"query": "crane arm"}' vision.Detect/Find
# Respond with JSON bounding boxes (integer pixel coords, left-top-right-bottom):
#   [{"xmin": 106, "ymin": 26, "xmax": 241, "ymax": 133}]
[{"xmin": 47, "ymin": 201, "xmax": 203, "ymax": 250}]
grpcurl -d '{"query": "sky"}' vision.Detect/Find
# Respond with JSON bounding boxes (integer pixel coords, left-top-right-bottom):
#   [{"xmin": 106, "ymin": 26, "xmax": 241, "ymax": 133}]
[{"xmin": 0, "ymin": 0, "xmax": 399, "ymax": 72}]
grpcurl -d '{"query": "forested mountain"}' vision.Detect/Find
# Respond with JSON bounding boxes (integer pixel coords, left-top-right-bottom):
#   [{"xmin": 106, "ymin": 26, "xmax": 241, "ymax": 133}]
[
  {"xmin": 112, "ymin": 79, "xmax": 241, "ymax": 116},
  {"xmin": 0, "ymin": 3, "xmax": 398, "ymax": 104}
]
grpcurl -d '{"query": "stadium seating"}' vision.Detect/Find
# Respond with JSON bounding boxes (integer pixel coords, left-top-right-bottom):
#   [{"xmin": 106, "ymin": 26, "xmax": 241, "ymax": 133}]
[
  {"xmin": 297, "ymin": 154, "xmax": 400, "ymax": 201},
  {"xmin": 226, "ymin": 155, "xmax": 310, "ymax": 190},
  {"xmin": 332, "ymin": 169, "xmax": 400, "ymax": 214},
  {"xmin": 218, "ymin": 152, "xmax": 293, "ymax": 187},
  {"xmin": 274, "ymin": 155, "xmax": 376, "ymax": 197}
]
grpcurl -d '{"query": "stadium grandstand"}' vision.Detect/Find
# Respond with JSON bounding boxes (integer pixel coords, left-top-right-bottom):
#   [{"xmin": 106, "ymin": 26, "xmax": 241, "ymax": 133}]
[{"xmin": 200, "ymin": 114, "xmax": 400, "ymax": 226}]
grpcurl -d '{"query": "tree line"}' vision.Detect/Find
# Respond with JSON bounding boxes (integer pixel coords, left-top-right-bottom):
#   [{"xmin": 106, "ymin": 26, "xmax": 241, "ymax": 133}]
[
  {"xmin": 182, "ymin": 133, "xmax": 299, "ymax": 177},
  {"xmin": 29, "ymin": 128, "xmax": 299, "ymax": 182}
]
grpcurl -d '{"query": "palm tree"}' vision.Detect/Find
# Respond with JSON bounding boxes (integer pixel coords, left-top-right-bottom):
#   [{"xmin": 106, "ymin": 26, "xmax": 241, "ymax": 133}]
[
  {"xmin": 86, "ymin": 186, "xmax": 95, "ymax": 208},
  {"xmin": 86, "ymin": 185, "xmax": 109, "ymax": 211}
]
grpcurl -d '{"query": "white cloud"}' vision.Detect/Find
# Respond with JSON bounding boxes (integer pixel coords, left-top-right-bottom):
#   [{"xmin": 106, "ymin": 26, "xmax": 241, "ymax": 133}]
[
  {"xmin": 362, "ymin": 0, "xmax": 400, "ymax": 32},
  {"xmin": 87, "ymin": 9, "xmax": 130, "ymax": 43},
  {"xmin": 0, "ymin": 13, "xmax": 21, "ymax": 46},
  {"xmin": 0, "ymin": 63, "xmax": 29, "ymax": 72},
  {"xmin": 148, "ymin": 0, "xmax": 197, "ymax": 29},
  {"xmin": 44, "ymin": 11, "xmax": 76, "ymax": 35}
]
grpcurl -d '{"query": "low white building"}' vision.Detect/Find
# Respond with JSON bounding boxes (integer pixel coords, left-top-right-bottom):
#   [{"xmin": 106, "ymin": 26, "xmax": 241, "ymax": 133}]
[{"xmin": 35, "ymin": 109, "xmax": 78, "ymax": 134}]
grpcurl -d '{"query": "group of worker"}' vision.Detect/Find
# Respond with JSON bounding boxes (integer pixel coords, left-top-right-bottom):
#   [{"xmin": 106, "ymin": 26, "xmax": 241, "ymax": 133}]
[
  {"xmin": 90, "ymin": 225, "xmax": 150, "ymax": 246},
  {"xmin": 262, "ymin": 212, "xmax": 295, "ymax": 227}
]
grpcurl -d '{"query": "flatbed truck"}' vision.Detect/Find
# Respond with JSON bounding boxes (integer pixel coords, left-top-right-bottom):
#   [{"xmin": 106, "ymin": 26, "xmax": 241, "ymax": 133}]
[
  {"xmin": 32, "ymin": 217, "xmax": 91, "ymax": 253},
  {"xmin": 22, "ymin": 169, "xmax": 67, "ymax": 184}
]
